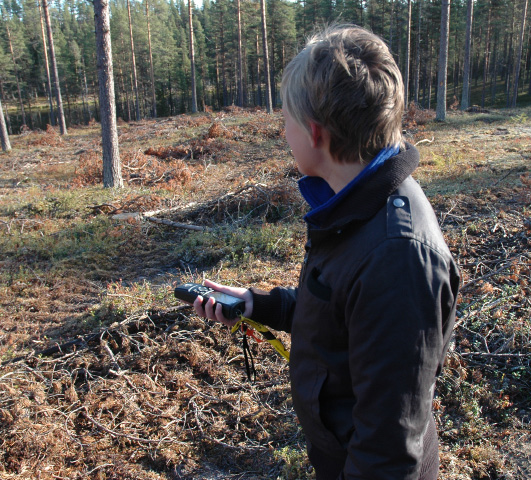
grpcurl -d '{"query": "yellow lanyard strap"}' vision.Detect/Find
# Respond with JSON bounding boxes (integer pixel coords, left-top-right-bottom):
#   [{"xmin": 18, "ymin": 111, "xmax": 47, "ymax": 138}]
[{"xmin": 231, "ymin": 316, "xmax": 290, "ymax": 362}]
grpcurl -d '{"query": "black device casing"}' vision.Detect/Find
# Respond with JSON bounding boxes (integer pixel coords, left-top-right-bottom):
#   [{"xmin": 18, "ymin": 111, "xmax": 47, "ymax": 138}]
[{"xmin": 174, "ymin": 283, "xmax": 245, "ymax": 319}]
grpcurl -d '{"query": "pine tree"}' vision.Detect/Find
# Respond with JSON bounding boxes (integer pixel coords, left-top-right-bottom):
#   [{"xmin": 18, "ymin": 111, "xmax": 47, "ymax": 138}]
[
  {"xmin": 42, "ymin": 0, "xmax": 67, "ymax": 134},
  {"xmin": 404, "ymin": 0, "xmax": 412, "ymax": 109},
  {"xmin": 188, "ymin": 0, "xmax": 197, "ymax": 112},
  {"xmin": 511, "ymin": 0, "xmax": 528, "ymax": 106},
  {"xmin": 461, "ymin": 0, "xmax": 474, "ymax": 110},
  {"xmin": 144, "ymin": 0, "xmax": 157, "ymax": 117},
  {"xmin": 436, "ymin": 0, "xmax": 451, "ymax": 121},
  {"xmin": 37, "ymin": 0, "xmax": 55, "ymax": 126},
  {"xmin": 260, "ymin": 0, "xmax": 272, "ymax": 113},
  {"xmin": 481, "ymin": 1, "xmax": 492, "ymax": 108},
  {"xmin": 3, "ymin": 11, "xmax": 27, "ymax": 128},
  {"xmin": 413, "ymin": 0, "xmax": 421, "ymax": 105},
  {"xmin": 268, "ymin": 0, "xmax": 296, "ymax": 105},
  {"xmin": 93, "ymin": 0, "xmax": 123, "ymax": 188},
  {"xmin": 126, "ymin": 0, "xmax": 140, "ymax": 120},
  {"xmin": 0, "ymin": 97, "xmax": 10, "ymax": 151}
]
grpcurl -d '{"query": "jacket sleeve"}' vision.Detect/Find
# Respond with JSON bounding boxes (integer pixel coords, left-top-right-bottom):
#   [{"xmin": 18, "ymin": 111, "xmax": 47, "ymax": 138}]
[
  {"xmin": 249, "ymin": 286, "xmax": 297, "ymax": 333},
  {"xmin": 340, "ymin": 238, "xmax": 458, "ymax": 479}
]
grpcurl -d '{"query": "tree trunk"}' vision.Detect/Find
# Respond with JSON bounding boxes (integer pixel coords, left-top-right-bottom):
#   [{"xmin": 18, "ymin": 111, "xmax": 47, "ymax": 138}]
[
  {"xmin": 512, "ymin": 0, "xmax": 529, "ymax": 106},
  {"xmin": 219, "ymin": 10, "xmax": 228, "ymax": 107},
  {"xmin": 168, "ymin": 66, "xmax": 174, "ymax": 115},
  {"xmin": 529, "ymin": 31, "xmax": 531, "ymax": 95},
  {"xmin": 198, "ymin": 47, "xmax": 207, "ymax": 111},
  {"xmin": 413, "ymin": 0, "xmax": 421, "ymax": 105},
  {"xmin": 215, "ymin": 54, "xmax": 221, "ymax": 109},
  {"xmin": 481, "ymin": 4, "xmax": 492, "ymax": 108},
  {"xmin": 145, "ymin": 0, "xmax": 157, "ymax": 118},
  {"xmin": 42, "ymin": 0, "xmax": 67, "ymax": 134},
  {"xmin": 119, "ymin": 63, "xmax": 131, "ymax": 121},
  {"xmin": 396, "ymin": 15, "xmax": 402, "ymax": 70},
  {"xmin": 436, "ymin": 0, "xmax": 451, "ymax": 121},
  {"xmin": 0, "ymin": 98, "xmax": 11, "ymax": 152},
  {"xmin": 118, "ymin": 32, "xmax": 133, "ymax": 121},
  {"xmin": 490, "ymin": 30, "xmax": 499, "ymax": 104},
  {"xmin": 38, "ymin": 0, "xmax": 55, "ymax": 126},
  {"xmin": 403, "ymin": 0, "xmax": 412, "ymax": 109},
  {"xmin": 256, "ymin": 33, "xmax": 262, "ymax": 106},
  {"xmin": 260, "ymin": 0, "xmax": 273, "ymax": 113},
  {"xmin": 4, "ymin": 19, "xmax": 26, "ymax": 129},
  {"xmin": 389, "ymin": 0, "xmax": 394, "ymax": 53},
  {"xmin": 461, "ymin": 0, "xmax": 474, "ymax": 110},
  {"xmin": 93, "ymin": 0, "xmax": 123, "ymax": 188},
  {"xmin": 126, "ymin": 0, "xmax": 141, "ymax": 120},
  {"xmin": 427, "ymin": 34, "xmax": 434, "ymax": 110},
  {"xmin": 453, "ymin": 24, "xmax": 459, "ymax": 98},
  {"xmin": 236, "ymin": 0, "xmax": 243, "ymax": 107},
  {"xmin": 0, "ymin": 79, "xmax": 12, "ymax": 135},
  {"xmin": 505, "ymin": 3, "xmax": 516, "ymax": 106},
  {"xmin": 270, "ymin": 20, "xmax": 277, "ymax": 107},
  {"xmin": 188, "ymin": 0, "xmax": 198, "ymax": 113},
  {"xmin": 81, "ymin": 59, "xmax": 92, "ymax": 122}
]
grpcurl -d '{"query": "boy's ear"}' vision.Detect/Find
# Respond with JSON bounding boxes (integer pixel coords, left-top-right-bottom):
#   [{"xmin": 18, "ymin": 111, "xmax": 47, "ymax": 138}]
[
  {"xmin": 309, "ymin": 122, "xmax": 323, "ymax": 148},
  {"xmin": 309, "ymin": 122, "xmax": 331, "ymax": 150}
]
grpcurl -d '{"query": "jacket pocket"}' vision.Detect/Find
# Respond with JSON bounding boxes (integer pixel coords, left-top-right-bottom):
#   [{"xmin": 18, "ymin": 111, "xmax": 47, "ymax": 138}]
[
  {"xmin": 307, "ymin": 267, "xmax": 332, "ymax": 301},
  {"xmin": 298, "ymin": 365, "xmax": 344, "ymax": 454}
]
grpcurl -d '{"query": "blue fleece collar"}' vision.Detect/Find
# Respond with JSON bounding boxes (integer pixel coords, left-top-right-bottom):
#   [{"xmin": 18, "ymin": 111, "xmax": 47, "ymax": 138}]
[{"xmin": 299, "ymin": 145, "xmax": 400, "ymax": 226}]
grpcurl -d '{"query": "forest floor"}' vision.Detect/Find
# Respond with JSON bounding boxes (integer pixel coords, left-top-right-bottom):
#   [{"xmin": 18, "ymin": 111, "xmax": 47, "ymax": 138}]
[{"xmin": 0, "ymin": 106, "xmax": 530, "ymax": 480}]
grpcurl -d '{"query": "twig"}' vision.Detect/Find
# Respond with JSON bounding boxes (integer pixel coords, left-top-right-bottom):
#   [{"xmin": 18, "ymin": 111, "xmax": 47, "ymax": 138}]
[
  {"xmin": 88, "ymin": 203, "xmax": 119, "ymax": 214},
  {"xmin": 123, "ymin": 160, "xmax": 148, "ymax": 171},
  {"xmin": 186, "ymin": 382, "xmax": 217, "ymax": 400},
  {"xmin": 85, "ymin": 464, "xmax": 114, "ymax": 476},
  {"xmin": 207, "ymin": 435, "xmax": 268, "ymax": 452},
  {"xmin": 102, "ymin": 341, "xmax": 120, "ymax": 372},
  {"xmin": 415, "ymin": 136, "xmax": 435, "ymax": 146},
  {"xmin": 141, "ymin": 202, "xmax": 197, "ymax": 217},
  {"xmin": 106, "ymin": 293, "xmax": 149, "ymax": 301},
  {"xmin": 112, "ymin": 184, "xmax": 268, "ymax": 227},
  {"xmin": 112, "ymin": 204, "xmax": 197, "ymax": 221},
  {"xmin": 0, "ymin": 219, "xmax": 12, "ymax": 234},
  {"xmin": 83, "ymin": 409, "xmax": 171, "ymax": 445},
  {"xmin": 144, "ymin": 216, "xmax": 212, "ymax": 232},
  {"xmin": 1, "ymin": 336, "xmax": 96, "ymax": 366},
  {"xmin": 460, "ymin": 259, "xmax": 519, "ymax": 292},
  {"xmin": 1, "ymin": 306, "xmax": 189, "ymax": 366},
  {"xmin": 460, "ymin": 352, "xmax": 531, "ymax": 358},
  {"xmin": 491, "ymin": 167, "xmax": 517, "ymax": 187}
]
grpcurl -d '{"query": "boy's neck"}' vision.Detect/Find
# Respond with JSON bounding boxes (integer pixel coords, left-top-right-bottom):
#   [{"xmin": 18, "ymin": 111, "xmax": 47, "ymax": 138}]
[
  {"xmin": 308, "ymin": 122, "xmax": 365, "ymax": 194},
  {"xmin": 319, "ymin": 157, "xmax": 365, "ymax": 194}
]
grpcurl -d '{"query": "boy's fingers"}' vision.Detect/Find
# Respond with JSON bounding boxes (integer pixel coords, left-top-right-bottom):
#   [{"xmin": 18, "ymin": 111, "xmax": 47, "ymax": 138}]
[
  {"xmin": 203, "ymin": 296, "xmax": 216, "ymax": 319},
  {"xmin": 193, "ymin": 296, "xmax": 206, "ymax": 317},
  {"xmin": 215, "ymin": 304, "xmax": 239, "ymax": 328},
  {"xmin": 203, "ymin": 279, "xmax": 247, "ymax": 298},
  {"xmin": 193, "ymin": 283, "xmax": 242, "ymax": 327},
  {"xmin": 204, "ymin": 298, "xmax": 238, "ymax": 328},
  {"xmin": 193, "ymin": 296, "xmax": 219, "ymax": 322},
  {"xmin": 203, "ymin": 279, "xmax": 222, "ymax": 290}
]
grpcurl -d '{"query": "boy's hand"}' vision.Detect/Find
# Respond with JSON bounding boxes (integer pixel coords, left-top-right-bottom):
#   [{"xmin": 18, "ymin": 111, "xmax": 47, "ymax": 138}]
[{"xmin": 193, "ymin": 279, "xmax": 253, "ymax": 328}]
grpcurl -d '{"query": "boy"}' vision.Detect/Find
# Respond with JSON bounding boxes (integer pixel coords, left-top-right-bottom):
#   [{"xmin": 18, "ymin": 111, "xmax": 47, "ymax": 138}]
[{"xmin": 194, "ymin": 25, "xmax": 460, "ymax": 480}]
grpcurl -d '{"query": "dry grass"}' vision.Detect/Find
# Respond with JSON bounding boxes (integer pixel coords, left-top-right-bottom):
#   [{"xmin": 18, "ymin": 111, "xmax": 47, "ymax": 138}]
[{"xmin": 0, "ymin": 107, "xmax": 530, "ymax": 479}]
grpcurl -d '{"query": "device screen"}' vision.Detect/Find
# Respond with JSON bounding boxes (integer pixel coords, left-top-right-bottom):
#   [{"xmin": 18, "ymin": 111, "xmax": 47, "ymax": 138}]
[{"xmin": 208, "ymin": 291, "xmax": 241, "ymax": 306}]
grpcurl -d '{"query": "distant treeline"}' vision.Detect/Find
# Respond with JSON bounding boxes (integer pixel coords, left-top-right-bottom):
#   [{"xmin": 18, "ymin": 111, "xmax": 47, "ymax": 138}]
[{"xmin": 1, "ymin": 0, "xmax": 530, "ymax": 130}]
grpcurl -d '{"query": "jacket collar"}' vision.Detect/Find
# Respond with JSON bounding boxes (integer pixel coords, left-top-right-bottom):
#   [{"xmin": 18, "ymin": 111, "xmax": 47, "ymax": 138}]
[
  {"xmin": 301, "ymin": 142, "xmax": 419, "ymax": 237},
  {"xmin": 300, "ymin": 145, "xmax": 400, "ymax": 225}
]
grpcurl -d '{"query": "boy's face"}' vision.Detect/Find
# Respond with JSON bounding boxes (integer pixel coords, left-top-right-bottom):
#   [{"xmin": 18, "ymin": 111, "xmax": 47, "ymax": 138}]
[{"xmin": 283, "ymin": 107, "xmax": 322, "ymax": 178}]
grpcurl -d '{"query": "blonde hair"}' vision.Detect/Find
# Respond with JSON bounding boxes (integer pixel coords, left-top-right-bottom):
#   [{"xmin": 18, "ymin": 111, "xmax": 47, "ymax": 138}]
[{"xmin": 281, "ymin": 25, "xmax": 404, "ymax": 164}]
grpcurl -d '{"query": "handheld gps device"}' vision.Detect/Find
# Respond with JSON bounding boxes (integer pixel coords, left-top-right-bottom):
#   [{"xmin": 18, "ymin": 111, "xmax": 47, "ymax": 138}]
[{"xmin": 174, "ymin": 283, "xmax": 246, "ymax": 319}]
